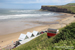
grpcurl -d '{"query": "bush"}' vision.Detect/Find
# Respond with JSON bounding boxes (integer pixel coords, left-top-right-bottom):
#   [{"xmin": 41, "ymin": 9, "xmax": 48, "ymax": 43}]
[
  {"xmin": 13, "ymin": 22, "xmax": 75, "ymax": 50},
  {"xmin": 52, "ymin": 22, "xmax": 75, "ymax": 43}
]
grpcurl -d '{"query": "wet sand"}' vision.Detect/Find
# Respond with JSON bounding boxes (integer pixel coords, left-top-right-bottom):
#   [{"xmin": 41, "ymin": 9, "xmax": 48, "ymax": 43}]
[
  {"xmin": 0, "ymin": 13, "xmax": 75, "ymax": 47},
  {"xmin": 0, "ymin": 15, "xmax": 60, "ymax": 35}
]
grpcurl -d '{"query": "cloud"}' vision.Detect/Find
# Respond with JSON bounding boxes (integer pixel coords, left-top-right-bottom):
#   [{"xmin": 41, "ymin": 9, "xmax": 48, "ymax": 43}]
[
  {"xmin": 64, "ymin": 0, "xmax": 74, "ymax": 3},
  {"xmin": 0, "ymin": 0, "xmax": 75, "ymax": 9},
  {"xmin": 38, "ymin": 0, "xmax": 75, "ymax": 4},
  {"xmin": 0, "ymin": 0, "xmax": 74, "ymax": 4},
  {"xmin": 13, "ymin": 0, "xmax": 75, "ymax": 4}
]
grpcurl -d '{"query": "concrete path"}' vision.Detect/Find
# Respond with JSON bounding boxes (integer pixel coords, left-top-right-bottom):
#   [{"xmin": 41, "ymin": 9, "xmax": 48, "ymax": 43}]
[{"xmin": 18, "ymin": 35, "xmax": 40, "ymax": 46}]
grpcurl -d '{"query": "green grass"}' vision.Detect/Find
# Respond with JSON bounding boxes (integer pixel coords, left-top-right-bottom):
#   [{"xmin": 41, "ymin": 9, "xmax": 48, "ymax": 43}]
[
  {"xmin": 66, "ymin": 3, "xmax": 75, "ymax": 6},
  {"xmin": 13, "ymin": 22, "xmax": 75, "ymax": 50},
  {"xmin": 41, "ymin": 3, "xmax": 75, "ymax": 14},
  {"xmin": 41, "ymin": 6, "xmax": 75, "ymax": 14}
]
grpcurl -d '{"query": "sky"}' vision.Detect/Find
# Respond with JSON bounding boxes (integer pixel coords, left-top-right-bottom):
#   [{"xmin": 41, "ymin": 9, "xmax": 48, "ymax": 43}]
[{"xmin": 0, "ymin": 0, "xmax": 75, "ymax": 9}]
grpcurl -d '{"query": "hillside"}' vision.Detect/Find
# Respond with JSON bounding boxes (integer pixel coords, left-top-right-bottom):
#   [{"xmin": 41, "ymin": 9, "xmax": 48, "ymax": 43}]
[
  {"xmin": 13, "ymin": 22, "xmax": 75, "ymax": 50},
  {"xmin": 41, "ymin": 6, "xmax": 75, "ymax": 14},
  {"xmin": 66, "ymin": 3, "xmax": 75, "ymax": 6},
  {"xmin": 41, "ymin": 3, "xmax": 75, "ymax": 14}
]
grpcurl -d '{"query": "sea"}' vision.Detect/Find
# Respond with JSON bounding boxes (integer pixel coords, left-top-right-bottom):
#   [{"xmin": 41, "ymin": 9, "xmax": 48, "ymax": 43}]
[{"xmin": 0, "ymin": 9, "xmax": 62, "ymax": 35}]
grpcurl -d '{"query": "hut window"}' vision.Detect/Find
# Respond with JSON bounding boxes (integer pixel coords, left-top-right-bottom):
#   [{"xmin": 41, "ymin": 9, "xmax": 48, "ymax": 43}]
[{"xmin": 48, "ymin": 31, "xmax": 56, "ymax": 34}]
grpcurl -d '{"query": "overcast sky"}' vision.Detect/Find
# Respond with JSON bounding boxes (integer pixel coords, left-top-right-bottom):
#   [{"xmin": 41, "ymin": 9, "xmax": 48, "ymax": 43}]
[{"xmin": 0, "ymin": 0, "xmax": 75, "ymax": 9}]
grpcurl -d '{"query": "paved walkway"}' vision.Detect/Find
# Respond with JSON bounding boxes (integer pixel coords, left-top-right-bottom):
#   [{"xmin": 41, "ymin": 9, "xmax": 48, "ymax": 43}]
[
  {"xmin": 0, "ymin": 35, "xmax": 40, "ymax": 50},
  {"xmin": 18, "ymin": 35, "xmax": 40, "ymax": 46}
]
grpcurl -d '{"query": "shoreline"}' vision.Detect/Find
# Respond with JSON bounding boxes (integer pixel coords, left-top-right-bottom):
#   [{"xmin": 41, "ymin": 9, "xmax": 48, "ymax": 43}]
[
  {"xmin": 0, "ymin": 13, "xmax": 75, "ymax": 48},
  {"xmin": 0, "ymin": 25, "xmax": 50, "ymax": 47}
]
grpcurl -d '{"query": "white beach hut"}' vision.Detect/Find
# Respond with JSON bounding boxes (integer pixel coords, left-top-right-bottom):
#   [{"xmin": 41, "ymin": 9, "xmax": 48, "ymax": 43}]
[
  {"xmin": 18, "ymin": 33, "xmax": 28, "ymax": 40},
  {"xmin": 32, "ymin": 31, "xmax": 39, "ymax": 36},
  {"xmin": 26, "ymin": 32, "xmax": 34, "ymax": 38}
]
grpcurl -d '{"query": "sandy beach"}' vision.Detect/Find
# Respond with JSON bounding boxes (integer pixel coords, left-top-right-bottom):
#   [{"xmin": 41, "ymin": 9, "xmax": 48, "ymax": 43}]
[{"xmin": 0, "ymin": 13, "xmax": 75, "ymax": 48}]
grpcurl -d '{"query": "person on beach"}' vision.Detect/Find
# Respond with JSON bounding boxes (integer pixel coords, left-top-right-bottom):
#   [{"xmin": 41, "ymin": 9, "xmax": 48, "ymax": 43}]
[
  {"xmin": 1, "ymin": 41, "xmax": 3, "ymax": 42},
  {"xmin": 13, "ymin": 41, "xmax": 20, "ymax": 49}
]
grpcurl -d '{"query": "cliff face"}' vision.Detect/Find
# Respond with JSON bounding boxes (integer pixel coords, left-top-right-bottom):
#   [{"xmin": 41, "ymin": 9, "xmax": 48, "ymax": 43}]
[{"xmin": 41, "ymin": 6, "xmax": 74, "ymax": 14}]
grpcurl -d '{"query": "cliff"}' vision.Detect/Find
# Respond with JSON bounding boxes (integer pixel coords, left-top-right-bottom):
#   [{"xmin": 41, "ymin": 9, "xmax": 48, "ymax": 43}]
[{"xmin": 41, "ymin": 6, "xmax": 75, "ymax": 14}]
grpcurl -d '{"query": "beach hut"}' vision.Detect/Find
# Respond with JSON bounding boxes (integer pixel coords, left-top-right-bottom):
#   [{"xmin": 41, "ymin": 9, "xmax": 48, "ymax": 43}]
[
  {"xmin": 18, "ymin": 33, "xmax": 28, "ymax": 40},
  {"xmin": 47, "ymin": 28, "xmax": 59, "ymax": 38},
  {"xmin": 26, "ymin": 32, "xmax": 34, "ymax": 38},
  {"xmin": 32, "ymin": 31, "xmax": 39, "ymax": 36}
]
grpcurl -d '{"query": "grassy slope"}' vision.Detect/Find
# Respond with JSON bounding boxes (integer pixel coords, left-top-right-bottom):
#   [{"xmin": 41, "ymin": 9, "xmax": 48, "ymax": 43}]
[
  {"xmin": 66, "ymin": 3, "xmax": 75, "ymax": 5},
  {"xmin": 42, "ymin": 6, "xmax": 75, "ymax": 13},
  {"xmin": 57, "ymin": 6, "xmax": 75, "ymax": 13},
  {"xmin": 41, "ymin": 3, "xmax": 75, "ymax": 13},
  {"xmin": 59, "ymin": 6, "xmax": 75, "ymax": 13},
  {"xmin": 13, "ymin": 22, "xmax": 75, "ymax": 50}
]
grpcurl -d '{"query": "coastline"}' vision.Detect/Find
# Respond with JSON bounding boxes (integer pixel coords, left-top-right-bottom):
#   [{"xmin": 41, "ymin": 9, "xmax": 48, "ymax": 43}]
[{"xmin": 0, "ymin": 13, "xmax": 75, "ymax": 48}]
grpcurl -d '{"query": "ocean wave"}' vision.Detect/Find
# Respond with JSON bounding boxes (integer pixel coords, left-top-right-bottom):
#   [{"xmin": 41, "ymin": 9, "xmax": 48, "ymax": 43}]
[
  {"xmin": 10, "ymin": 10, "xmax": 36, "ymax": 13},
  {"xmin": 0, "ymin": 13, "xmax": 54, "ymax": 19}
]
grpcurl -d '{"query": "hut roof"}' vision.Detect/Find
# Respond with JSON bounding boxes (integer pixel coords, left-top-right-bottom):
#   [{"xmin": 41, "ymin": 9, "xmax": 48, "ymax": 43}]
[
  {"xmin": 32, "ymin": 31, "xmax": 38, "ymax": 36},
  {"xmin": 26, "ymin": 32, "xmax": 34, "ymax": 38},
  {"xmin": 18, "ymin": 33, "xmax": 28, "ymax": 40},
  {"xmin": 48, "ymin": 28, "xmax": 57, "ymax": 31}
]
